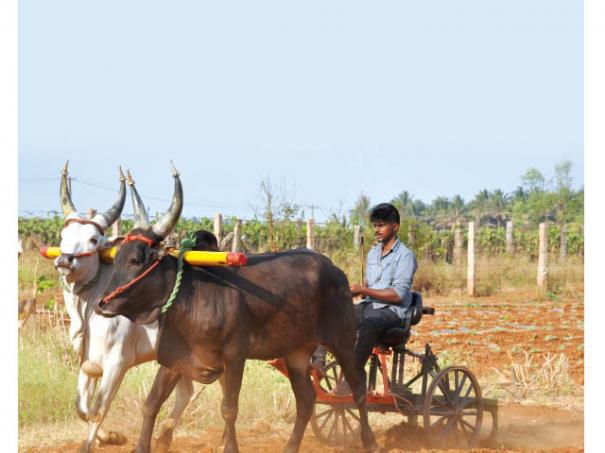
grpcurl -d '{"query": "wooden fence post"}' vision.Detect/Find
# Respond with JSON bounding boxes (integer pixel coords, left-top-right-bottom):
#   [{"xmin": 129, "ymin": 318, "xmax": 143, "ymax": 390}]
[
  {"xmin": 214, "ymin": 213, "xmax": 223, "ymax": 244},
  {"xmin": 111, "ymin": 218, "xmax": 120, "ymax": 238},
  {"xmin": 86, "ymin": 208, "xmax": 97, "ymax": 220},
  {"xmin": 467, "ymin": 222, "xmax": 475, "ymax": 296},
  {"xmin": 505, "ymin": 220, "xmax": 513, "ymax": 254},
  {"xmin": 560, "ymin": 223, "xmax": 567, "ymax": 258},
  {"xmin": 453, "ymin": 222, "xmax": 463, "ymax": 265},
  {"xmin": 232, "ymin": 219, "xmax": 241, "ymax": 252},
  {"xmin": 537, "ymin": 222, "xmax": 548, "ymax": 293},
  {"xmin": 353, "ymin": 225, "xmax": 362, "ymax": 250},
  {"xmin": 306, "ymin": 219, "xmax": 315, "ymax": 250},
  {"xmin": 295, "ymin": 219, "xmax": 303, "ymax": 247}
]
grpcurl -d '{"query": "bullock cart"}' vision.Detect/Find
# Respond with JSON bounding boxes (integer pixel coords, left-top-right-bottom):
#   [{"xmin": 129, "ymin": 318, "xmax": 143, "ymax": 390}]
[{"xmin": 270, "ymin": 292, "xmax": 498, "ymax": 449}]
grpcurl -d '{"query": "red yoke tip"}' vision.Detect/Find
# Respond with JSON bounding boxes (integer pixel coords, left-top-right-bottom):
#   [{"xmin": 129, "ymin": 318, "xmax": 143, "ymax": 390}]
[{"xmin": 226, "ymin": 252, "xmax": 247, "ymax": 266}]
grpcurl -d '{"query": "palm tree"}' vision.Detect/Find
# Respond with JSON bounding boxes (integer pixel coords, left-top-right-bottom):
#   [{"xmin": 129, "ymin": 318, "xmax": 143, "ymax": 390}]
[
  {"xmin": 488, "ymin": 189, "xmax": 511, "ymax": 227},
  {"xmin": 349, "ymin": 192, "xmax": 371, "ymax": 226},
  {"xmin": 391, "ymin": 190, "xmax": 415, "ymax": 218},
  {"xmin": 468, "ymin": 189, "xmax": 491, "ymax": 226}
]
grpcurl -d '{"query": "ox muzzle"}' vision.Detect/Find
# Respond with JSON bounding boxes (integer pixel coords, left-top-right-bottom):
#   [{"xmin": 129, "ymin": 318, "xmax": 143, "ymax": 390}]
[{"xmin": 54, "ymin": 253, "xmax": 76, "ymax": 272}]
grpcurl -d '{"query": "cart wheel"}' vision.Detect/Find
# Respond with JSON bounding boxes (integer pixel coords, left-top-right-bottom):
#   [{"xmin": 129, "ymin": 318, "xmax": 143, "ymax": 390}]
[
  {"xmin": 310, "ymin": 404, "xmax": 360, "ymax": 446},
  {"xmin": 310, "ymin": 358, "xmax": 360, "ymax": 445},
  {"xmin": 423, "ymin": 366, "xmax": 483, "ymax": 449}
]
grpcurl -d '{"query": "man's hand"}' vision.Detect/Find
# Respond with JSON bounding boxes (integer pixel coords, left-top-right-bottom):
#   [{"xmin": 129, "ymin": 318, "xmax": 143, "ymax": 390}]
[{"xmin": 350, "ymin": 283, "xmax": 367, "ymax": 296}]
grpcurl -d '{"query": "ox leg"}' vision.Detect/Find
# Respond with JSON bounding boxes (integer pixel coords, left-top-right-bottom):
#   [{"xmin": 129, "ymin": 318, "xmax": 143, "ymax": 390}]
[
  {"xmin": 155, "ymin": 376, "xmax": 195, "ymax": 453},
  {"xmin": 218, "ymin": 373, "xmax": 228, "ymax": 444},
  {"xmin": 220, "ymin": 358, "xmax": 245, "ymax": 453},
  {"xmin": 75, "ymin": 369, "xmax": 97, "ymax": 422},
  {"xmin": 332, "ymin": 348, "xmax": 377, "ymax": 452},
  {"xmin": 135, "ymin": 366, "xmax": 181, "ymax": 453},
  {"xmin": 80, "ymin": 360, "xmax": 127, "ymax": 453},
  {"xmin": 283, "ymin": 347, "xmax": 316, "ymax": 453}
]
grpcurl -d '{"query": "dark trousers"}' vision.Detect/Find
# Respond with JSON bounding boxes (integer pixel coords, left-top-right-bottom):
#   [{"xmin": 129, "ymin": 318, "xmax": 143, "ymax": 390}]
[
  {"xmin": 354, "ymin": 302, "xmax": 401, "ymax": 386},
  {"xmin": 311, "ymin": 302, "xmax": 402, "ymax": 387}
]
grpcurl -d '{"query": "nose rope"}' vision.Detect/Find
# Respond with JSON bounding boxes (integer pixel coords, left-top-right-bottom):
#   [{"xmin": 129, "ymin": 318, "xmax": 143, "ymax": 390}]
[
  {"xmin": 100, "ymin": 233, "xmax": 160, "ymax": 305},
  {"xmin": 101, "ymin": 258, "xmax": 162, "ymax": 304}
]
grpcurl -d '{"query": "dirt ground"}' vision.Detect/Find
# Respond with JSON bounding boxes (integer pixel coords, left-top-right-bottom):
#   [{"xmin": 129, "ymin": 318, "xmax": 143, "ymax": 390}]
[
  {"xmin": 411, "ymin": 291, "xmax": 584, "ymax": 385},
  {"xmin": 26, "ymin": 402, "xmax": 583, "ymax": 452},
  {"xmin": 23, "ymin": 291, "xmax": 584, "ymax": 452}
]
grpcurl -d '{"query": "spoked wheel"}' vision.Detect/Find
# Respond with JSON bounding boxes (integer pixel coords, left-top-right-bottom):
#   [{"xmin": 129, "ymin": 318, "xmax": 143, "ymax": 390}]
[
  {"xmin": 423, "ymin": 366, "xmax": 483, "ymax": 449},
  {"xmin": 310, "ymin": 404, "xmax": 361, "ymax": 445},
  {"xmin": 310, "ymin": 357, "xmax": 360, "ymax": 445},
  {"xmin": 312, "ymin": 354, "xmax": 343, "ymax": 393}
]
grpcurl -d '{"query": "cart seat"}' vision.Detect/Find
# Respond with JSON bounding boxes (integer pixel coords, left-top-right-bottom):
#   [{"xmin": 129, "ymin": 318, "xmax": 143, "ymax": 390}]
[
  {"xmin": 377, "ymin": 292, "xmax": 433, "ymax": 348},
  {"xmin": 379, "ymin": 326, "xmax": 411, "ymax": 347}
]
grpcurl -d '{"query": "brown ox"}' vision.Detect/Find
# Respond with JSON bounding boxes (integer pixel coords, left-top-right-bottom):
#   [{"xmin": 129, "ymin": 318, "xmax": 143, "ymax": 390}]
[{"xmin": 95, "ymin": 170, "xmax": 376, "ymax": 453}]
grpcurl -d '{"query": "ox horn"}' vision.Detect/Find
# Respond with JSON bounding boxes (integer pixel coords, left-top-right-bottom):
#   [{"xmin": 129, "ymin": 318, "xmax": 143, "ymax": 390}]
[
  {"xmin": 60, "ymin": 161, "xmax": 77, "ymax": 217},
  {"xmin": 92, "ymin": 167, "xmax": 127, "ymax": 230},
  {"xmin": 151, "ymin": 162, "xmax": 183, "ymax": 240},
  {"xmin": 127, "ymin": 170, "xmax": 150, "ymax": 228}
]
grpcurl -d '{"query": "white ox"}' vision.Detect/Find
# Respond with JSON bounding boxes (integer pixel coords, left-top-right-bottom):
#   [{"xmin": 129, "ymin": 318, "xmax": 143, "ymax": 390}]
[{"xmin": 55, "ymin": 163, "xmax": 195, "ymax": 453}]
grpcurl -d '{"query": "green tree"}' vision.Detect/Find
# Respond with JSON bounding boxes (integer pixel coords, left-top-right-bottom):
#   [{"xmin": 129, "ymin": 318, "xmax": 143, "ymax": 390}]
[{"xmin": 349, "ymin": 193, "xmax": 371, "ymax": 226}]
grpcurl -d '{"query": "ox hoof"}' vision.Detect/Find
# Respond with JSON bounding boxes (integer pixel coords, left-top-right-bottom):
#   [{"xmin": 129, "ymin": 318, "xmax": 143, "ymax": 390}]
[
  {"xmin": 362, "ymin": 431, "xmax": 378, "ymax": 452},
  {"xmin": 155, "ymin": 427, "xmax": 173, "ymax": 453},
  {"xmin": 75, "ymin": 398, "xmax": 88, "ymax": 422},
  {"xmin": 221, "ymin": 443, "xmax": 240, "ymax": 453},
  {"xmin": 97, "ymin": 429, "xmax": 127, "ymax": 445},
  {"xmin": 79, "ymin": 442, "xmax": 93, "ymax": 453}
]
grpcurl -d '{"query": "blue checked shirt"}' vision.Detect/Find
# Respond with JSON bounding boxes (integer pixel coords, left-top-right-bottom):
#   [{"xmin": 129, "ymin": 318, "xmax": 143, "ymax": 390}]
[{"xmin": 363, "ymin": 238, "xmax": 417, "ymax": 321}]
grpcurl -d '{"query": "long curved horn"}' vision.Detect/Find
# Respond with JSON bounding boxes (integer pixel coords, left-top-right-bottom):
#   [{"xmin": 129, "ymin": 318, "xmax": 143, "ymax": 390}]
[
  {"xmin": 127, "ymin": 170, "xmax": 149, "ymax": 228},
  {"xmin": 151, "ymin": 162, "xmax": 183, "ymax": 240},
  {"xmin": 60, "ymin": 161, "xmax": 77, "ymax": 217},
  {"xmin": 92, "ymin": 167, "xmax": 127, "ymax": 230}
]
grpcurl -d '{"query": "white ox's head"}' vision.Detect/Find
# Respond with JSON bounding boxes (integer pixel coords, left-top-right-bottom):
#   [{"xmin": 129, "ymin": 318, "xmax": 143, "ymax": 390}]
[{"xmin": 54, "ymin": 162, "xmax": 126, "ymax": 284}]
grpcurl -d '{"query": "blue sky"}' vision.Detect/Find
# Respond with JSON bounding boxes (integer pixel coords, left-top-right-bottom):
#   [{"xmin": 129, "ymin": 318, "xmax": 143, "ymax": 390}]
[{"xmin": 18, "ymin": 1, "xmax": 583, "ymax": 221}]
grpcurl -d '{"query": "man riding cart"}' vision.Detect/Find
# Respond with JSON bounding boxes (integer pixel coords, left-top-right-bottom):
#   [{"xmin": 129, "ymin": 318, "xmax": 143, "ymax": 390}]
[{"xmin": 312, "ymin": 202, "xmax": 417, "ymax": 394}]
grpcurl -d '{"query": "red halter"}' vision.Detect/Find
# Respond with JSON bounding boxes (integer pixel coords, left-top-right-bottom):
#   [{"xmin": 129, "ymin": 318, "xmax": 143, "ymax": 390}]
[{"xmin": 100, "ymin": 233, "xmax": 161, "ymax": 305}]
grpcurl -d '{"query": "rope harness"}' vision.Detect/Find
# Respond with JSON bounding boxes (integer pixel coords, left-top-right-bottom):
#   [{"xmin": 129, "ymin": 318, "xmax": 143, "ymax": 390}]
[
  {"xmin": 161, "ymin": 233, "xmax": 196, "ymax": 313},
  {"xmin": 100, "ymin": 232, "xmax": 195, "ymax": 314}
]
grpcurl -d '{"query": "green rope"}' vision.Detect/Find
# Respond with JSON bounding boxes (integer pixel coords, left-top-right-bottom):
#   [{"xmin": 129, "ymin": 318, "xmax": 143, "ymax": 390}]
[{"xmin": 161, "ymin": 232, "xmax": 196, "ymax": 314}]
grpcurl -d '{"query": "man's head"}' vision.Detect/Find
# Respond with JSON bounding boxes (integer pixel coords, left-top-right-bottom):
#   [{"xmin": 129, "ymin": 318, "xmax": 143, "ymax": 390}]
[
  {"xmin": 193, "ymin": 230, "xmax": 219, "ymax": 251},
  {"xmin": 369, "ymin": 203, "xmax": 400, "ymax": 243}
]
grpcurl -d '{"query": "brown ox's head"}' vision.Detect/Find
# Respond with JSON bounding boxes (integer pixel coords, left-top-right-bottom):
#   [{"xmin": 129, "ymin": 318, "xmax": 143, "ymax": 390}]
[{"xmin": 96, "ymin": 165, "xmax": 183, "ymax": 324}]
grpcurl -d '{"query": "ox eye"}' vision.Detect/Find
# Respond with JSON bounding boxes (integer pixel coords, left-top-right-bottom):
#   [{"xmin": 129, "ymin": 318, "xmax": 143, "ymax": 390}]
[{"xmin": 90, "ymin": 238, "xmax": 98, "ymax": 245}]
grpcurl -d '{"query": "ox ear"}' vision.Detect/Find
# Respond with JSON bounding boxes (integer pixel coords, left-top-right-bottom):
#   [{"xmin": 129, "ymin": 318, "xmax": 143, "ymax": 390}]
[{"xmin": 105, "ymin": 236, "xmax": 124, "ymax": 248}]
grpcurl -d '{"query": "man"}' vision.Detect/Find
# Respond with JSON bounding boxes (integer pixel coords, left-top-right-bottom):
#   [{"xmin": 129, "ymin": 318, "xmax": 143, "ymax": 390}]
[
  {"xmin": 193, "ymin": 229, "xmax": 220, "ymax": 251},
  {"xmin": 312, "ymin": 203, "xmax": 417, "ymax": 392}
]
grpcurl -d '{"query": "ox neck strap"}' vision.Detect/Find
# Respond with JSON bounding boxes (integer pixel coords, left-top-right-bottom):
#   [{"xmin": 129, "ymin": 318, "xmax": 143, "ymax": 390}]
[{"xmin": 161, "ymin": 233, "xmax": 196, "ymax": 314}]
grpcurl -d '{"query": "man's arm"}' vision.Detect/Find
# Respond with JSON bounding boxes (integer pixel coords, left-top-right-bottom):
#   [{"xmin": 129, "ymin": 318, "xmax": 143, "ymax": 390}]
[
  {"xmin": 350, "ymin": 251, "xmax": 417, "ymax": 304},
  {"xmin": 350, "ymin": 284, "xmax": 401, "ymax": 303}
]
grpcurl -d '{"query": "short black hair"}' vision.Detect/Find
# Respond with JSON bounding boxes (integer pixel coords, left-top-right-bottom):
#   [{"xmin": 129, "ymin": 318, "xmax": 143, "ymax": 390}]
[
  {"xmin": 193, "ymin": 230, "xmax": 219, "ymax": 251},
  {"xmin": 369, "ymin": 203, "xmax": 400, "ymax": 224}
]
